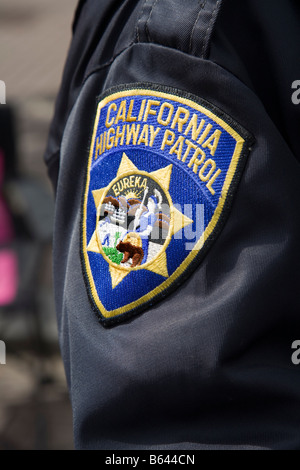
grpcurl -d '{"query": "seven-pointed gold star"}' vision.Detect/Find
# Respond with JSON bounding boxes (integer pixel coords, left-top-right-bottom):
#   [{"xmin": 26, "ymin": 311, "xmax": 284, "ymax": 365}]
[{"xmin": 87, "ymin": 153, "xmax": 193, "ymax": 288}]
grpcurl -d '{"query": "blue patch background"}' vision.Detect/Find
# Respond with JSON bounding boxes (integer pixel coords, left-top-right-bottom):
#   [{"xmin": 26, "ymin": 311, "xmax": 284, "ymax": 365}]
[{"xmin": 85, "ymin": 92, "xmax": 238, "ymax": 312}]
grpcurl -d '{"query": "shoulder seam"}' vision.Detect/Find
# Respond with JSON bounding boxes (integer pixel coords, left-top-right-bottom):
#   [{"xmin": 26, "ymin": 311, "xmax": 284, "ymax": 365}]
[
  {"xmin": 201, "ymin": 0, "xmax": 223, "ymax": 59},
  {"xmin": 135, "ymin": 0, "xmax": 224, "ymax": 59}
]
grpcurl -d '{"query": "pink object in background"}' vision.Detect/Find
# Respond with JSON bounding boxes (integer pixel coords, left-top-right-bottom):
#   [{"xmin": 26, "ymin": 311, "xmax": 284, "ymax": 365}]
[
  {"xmin": 0, "ymin": 249, "xmax": 18, "ymax": 305},
  {"xmin": 0, "ymin": 149, "xmax": 18, "ymax": 305}
]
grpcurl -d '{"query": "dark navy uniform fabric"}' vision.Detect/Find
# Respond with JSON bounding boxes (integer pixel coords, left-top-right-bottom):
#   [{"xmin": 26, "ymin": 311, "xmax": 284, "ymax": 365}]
[{"xmin": 45, "ymin": 0, "xmax": 300, "ymax": 449}]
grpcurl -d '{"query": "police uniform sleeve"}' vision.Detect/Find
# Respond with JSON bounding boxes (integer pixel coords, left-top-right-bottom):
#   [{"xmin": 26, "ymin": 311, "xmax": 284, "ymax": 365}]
[{"xmin": 44, "ymin": 0, "xmax": 300, "ymax": 450}]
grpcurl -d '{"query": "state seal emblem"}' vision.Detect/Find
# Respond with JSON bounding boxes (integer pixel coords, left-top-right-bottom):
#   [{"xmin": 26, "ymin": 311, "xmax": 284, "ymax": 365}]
[{"xmin": 81, "ymin": 84, "xmax": 253, "ymax": 325}]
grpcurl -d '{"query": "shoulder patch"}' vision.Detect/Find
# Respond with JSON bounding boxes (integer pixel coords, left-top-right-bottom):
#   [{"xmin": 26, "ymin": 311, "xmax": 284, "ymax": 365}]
[{"xmin": 81, "ymin": 84, "xmax": 253, "ymax": 326}]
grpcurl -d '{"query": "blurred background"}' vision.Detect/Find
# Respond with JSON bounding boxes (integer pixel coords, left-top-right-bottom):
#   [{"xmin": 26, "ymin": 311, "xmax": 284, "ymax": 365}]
[{"xmin": 0, "ymin": 0, "xmax": 79, "ymax": 449}]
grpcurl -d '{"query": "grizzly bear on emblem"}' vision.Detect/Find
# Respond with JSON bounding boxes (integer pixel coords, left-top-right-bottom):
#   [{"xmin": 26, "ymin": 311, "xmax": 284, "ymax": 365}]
[{"xmin": 116, "ymin": 241, "xmax": 144, "ymax": 267}]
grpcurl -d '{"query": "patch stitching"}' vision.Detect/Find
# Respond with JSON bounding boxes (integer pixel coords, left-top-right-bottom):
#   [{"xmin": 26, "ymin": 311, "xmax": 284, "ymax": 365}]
[{"xmin": 80, "ymin": 83, "xmax": 254, "ymax": 326}]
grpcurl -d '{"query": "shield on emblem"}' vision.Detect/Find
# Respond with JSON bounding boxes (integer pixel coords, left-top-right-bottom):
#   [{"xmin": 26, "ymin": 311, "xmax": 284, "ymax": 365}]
[{"xmin": 81, "ymin": 84, "xmax": 253, "ymax": 325}]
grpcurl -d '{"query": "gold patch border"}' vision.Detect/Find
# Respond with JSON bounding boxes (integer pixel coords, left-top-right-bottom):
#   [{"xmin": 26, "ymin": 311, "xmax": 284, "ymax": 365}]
[{"xmin": 82, "ymin": 88, "xmax": 245, "ymax": 319}]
